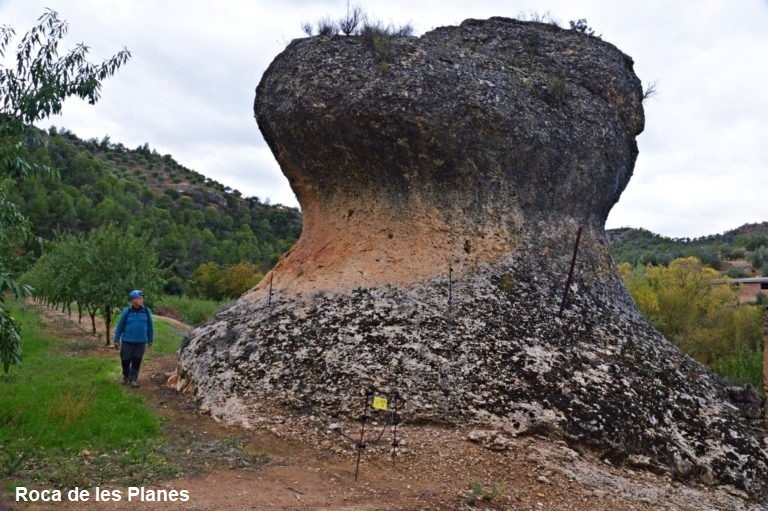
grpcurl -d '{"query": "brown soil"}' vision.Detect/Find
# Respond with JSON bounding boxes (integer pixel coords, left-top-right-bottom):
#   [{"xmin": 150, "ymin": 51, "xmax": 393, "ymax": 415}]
[{"xmin": 2, "ymin": 306, "xmax": 758, "ymax": 511}]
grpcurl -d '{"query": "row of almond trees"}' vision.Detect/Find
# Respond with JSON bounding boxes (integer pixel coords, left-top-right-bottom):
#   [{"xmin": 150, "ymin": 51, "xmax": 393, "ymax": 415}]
[{"xmin": 23, "ymin": 224, "xmax": 162, "ymax": 344}]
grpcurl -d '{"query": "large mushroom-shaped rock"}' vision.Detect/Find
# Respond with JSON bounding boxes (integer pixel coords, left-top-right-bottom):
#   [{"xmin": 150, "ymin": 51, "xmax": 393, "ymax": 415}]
[{"xmin": 178, "ymin": 18, "xmax": 768, "ymax": 498}]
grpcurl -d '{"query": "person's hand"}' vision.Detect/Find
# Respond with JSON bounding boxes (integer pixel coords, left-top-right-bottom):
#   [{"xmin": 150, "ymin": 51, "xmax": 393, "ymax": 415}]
[
  {"xmin": 114, "ymin": 341, "xmax": 121, "ymax": 350},
  {"xmin": 148, "ymin": 342, "xmax": 154, "ymax": 349}
]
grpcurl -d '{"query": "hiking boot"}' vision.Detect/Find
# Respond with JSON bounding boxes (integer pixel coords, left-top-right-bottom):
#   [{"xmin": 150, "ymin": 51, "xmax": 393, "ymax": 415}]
[{"xmin": 130, "ymin": 380, "xmax": 140, "ymax": 388}]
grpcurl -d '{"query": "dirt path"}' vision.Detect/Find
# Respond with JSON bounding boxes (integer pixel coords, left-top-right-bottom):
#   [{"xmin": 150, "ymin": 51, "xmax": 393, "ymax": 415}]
[
  {"xmin": 32, "ymin": 302, "xmax": 190, "ymax": 348},
  {"xmin": 3, "ymin": 305, "xmax": 762, "ymax": 510}
]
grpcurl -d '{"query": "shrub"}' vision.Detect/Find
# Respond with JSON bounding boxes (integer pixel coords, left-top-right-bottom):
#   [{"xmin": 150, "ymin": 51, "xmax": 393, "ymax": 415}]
[
  {"xmin": 726, "ymin": 266, "xmax": 749, "ymax": 279},
  {"xmin": 569, "ymin": 18, "xmax": 595, "ymax": 36},
  {"xmin": 737, "ymin": 234, "xmax": 768, "ymax": 251},
  {"xmin": 516, "ymin": 10, "xmax": 561, "ymax": 27},
  {"xmin": 163, "ymin": 276, "xmax": 184, "ymax": 296},
  {"xmin": 360, "ymin": 23, "xmax": 393, "ymax": 65},
  {"xmin": 525, "ymin": 32, "xmax": 541, "ymax": 54},
  {"xmin": 358, "ymin": 20, "xmax": 412, "ymax": 68},
  {"xmin": 750, "ymin": 247, "xmax": 766, "ymax": 270},
  {"xmin": 727, "ymin": 247, "xmax": 746, "ymax": 260},
  {"xmin": 711, "ymin": 347, "xmax": 762, "ymax": 388},
  {"xmin": 156, "ymin": 295, "xmax": 227, "ymax": 326},
  {"xmin": 316, "ymin": 16, "xmax": 338, "ymax": 36}
]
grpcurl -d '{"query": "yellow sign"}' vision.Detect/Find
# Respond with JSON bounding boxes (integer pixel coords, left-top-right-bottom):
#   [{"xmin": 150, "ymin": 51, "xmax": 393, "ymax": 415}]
[{"xmin": 372, "ymin": 396, "xmax": 388, "ymax": 411}]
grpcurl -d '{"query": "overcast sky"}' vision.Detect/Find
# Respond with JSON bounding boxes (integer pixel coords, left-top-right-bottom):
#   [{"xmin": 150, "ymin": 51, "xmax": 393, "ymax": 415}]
[{"xmin": 1, "ymin": 0, "xmax": 766, "ymax": 238}]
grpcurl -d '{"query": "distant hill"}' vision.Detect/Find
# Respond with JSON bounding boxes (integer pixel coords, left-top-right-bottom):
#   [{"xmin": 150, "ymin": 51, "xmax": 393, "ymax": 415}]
[
  {"xmin": 11, "ymin": 127, "xmax": 301, "ymax": 282},
  {"xmin": 607, "ymin": 222, "xmax": 768, "ymax": 275}
]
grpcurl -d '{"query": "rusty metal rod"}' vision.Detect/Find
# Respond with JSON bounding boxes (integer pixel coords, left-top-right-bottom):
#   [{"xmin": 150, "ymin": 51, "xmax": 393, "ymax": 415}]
[
  {"xmin": 391, "ymin": 395, "xmax": 398, "ymax": 468},
  {"xmin": 354, "ymin": 392, "xmax": 369, "ymax": 481},
  {"xmin": 559, "ymin": 226, "xmax": 583, "ymax": 318}
]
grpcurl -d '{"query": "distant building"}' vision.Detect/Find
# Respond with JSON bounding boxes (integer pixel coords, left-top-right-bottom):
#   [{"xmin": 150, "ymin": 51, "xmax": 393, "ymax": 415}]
[{"xmin": 711, "ymin": 277, "xmax": 768, "ymax": 303}]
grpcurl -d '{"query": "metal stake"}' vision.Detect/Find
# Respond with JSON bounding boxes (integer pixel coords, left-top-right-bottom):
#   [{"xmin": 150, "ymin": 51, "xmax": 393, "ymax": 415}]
[
  {"xmin": 354, "ymin": 392, "xmax": 370, "ymax": 481},
  {"xmin": 391, "ymin": 395, "xmax": 399, "ymax": 467},
  {"xmin": 268, "ymin": 273, "xmax": 274, "ymax": 308},
  {"xmin": 559, "ymin": 226, "xmax": 583, "ymax": 318}
]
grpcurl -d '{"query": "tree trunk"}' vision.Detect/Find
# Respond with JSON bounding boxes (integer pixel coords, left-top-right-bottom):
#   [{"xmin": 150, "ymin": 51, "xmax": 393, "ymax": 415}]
[
  {"xmin": 77, "ymin": 303, "xmax": 83, "ymax": 324},
  {"xmin": 89, "ymin": 308, "xmax": 97, "ymax": 335},
  {"xmin": 67, "ymin": 301, "xmax": 71, "ymax": 320},
  {"xmin": 104, "ymin": 306, "xmax": 112, "ymax": 345}
]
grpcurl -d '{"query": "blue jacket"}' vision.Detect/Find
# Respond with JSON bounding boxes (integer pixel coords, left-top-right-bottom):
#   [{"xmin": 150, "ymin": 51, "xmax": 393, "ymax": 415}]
[{"xmin": 114, "ymin": 305, "xmax": 154, "ymax": 343}]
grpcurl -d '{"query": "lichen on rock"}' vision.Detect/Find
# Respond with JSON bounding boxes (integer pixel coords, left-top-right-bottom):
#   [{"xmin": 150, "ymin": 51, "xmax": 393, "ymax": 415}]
[{"xmin": 177, "ymin": 17, "xmax": 768, "ymax": 499}]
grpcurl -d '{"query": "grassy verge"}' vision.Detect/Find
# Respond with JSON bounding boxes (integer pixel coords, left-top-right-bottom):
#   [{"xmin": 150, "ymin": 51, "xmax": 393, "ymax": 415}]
[
  {"xmin": 154, "ymin": 295, "xmax": 228, "ymax": 326},
  {"xmin": 149, "ymin": 319, "xmax": 186, "ymax": 358},
  {"xmin": 0, "ymin": 301, "xmax": 178, "ymax": 490}
]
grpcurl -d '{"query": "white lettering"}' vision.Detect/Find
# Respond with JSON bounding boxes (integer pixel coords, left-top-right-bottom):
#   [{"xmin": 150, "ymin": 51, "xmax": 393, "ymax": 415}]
[
  {"xmin": 120, "ymin": 487, "xmax": 190, "ymax": 502},
  {"xmin": 15, "ymin": 487, "xmax": 27, "ymax": 501},
  {"xmin": 15, "ymin": 488, "xmax": 62, "ymax": 502},
  {"xmin": 117, "ymin": 487, "xmax": 191, "ymax": 502},
  {"xmin": 67, "ymin": 487, "xmax": 90, "ymax": 501},
  {"xmin": 94, "ymin": 487, "xmax": 121, "ymax": 501}
]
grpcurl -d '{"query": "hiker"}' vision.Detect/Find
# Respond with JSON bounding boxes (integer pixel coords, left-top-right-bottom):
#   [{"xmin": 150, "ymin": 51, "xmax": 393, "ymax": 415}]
[{"xmin": 114, "ymin": 290, "xmax": 154, "ymax": 388}]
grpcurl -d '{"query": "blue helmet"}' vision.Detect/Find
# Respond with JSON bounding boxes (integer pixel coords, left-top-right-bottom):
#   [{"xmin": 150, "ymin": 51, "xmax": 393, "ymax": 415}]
[{"xmin": 129, "ymin": 290, "xmax": 144, "ymax": 299}]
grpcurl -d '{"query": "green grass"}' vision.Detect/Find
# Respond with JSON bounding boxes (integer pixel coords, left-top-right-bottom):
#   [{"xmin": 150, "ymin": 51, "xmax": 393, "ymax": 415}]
[
  {"xmin": 155, "ymin": 294, "xmax": 228, "ymax": 326},
  {"xmin": 150, "ymin": 319, "xmax": 186, "ymax": 357},
  {"xmin": 0, "ymin": 301, "xmax": 176, "ymax": 487},
  {"xmin": 712, "ymin": 347, "xmax": 763, "ymax": 388}
]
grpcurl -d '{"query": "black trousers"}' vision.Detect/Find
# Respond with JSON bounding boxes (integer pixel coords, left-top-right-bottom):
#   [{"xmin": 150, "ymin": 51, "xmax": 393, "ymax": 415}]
[{"xmin": 120, "ymin": 342, "xmax": 147, "ymax": 381}]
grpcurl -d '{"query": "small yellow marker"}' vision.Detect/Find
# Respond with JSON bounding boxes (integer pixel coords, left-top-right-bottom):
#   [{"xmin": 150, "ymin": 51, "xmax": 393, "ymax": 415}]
[{"xmin": 372, "ymin": 396, "xmax": 388, "ymax": 411}]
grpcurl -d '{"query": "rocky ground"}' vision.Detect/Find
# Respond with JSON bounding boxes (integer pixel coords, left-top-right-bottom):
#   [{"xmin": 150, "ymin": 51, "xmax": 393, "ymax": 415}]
[
  {"xmin": 2, "ymin": 305, "xmax": 765, "ymax": 510},
  {"xmin": 178, "ymin": 259, "xmax": 768, "ymax": 499}
]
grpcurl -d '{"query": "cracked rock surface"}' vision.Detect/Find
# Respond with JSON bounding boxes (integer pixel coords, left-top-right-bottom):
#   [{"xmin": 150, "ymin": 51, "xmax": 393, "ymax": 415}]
[{"xmin": 177, "ymin": 18, "xmax": 768, "ymax": 499}]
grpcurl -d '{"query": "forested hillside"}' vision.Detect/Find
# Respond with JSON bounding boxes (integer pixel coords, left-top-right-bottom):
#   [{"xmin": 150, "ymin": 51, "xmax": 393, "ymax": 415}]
[
  {"xmin": 608, "ymin": 222, "xmax": 768, "ymax": 276},
  {"xmin": 10, "ymin": 127, "xmax": 301, "ymax": 291}
]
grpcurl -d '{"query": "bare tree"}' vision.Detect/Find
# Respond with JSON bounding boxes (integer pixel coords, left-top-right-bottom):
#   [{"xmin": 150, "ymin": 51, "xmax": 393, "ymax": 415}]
[
  {"xmin": 301, "ymin": 21, "xmax": 312, "ymax": 37},
  {"xmin": 339, "ymin": 2, "xmax": 363, "ymax": 36},
  {"xmin": 642, "ymin": 81, "xmax": 658, "ymax": 101}
]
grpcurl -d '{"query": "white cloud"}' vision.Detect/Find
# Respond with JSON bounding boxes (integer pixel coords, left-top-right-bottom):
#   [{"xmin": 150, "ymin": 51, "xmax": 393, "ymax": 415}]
[{"xmin": 1, "ymin": 0, "xmax": 766, "ymax": 238}]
